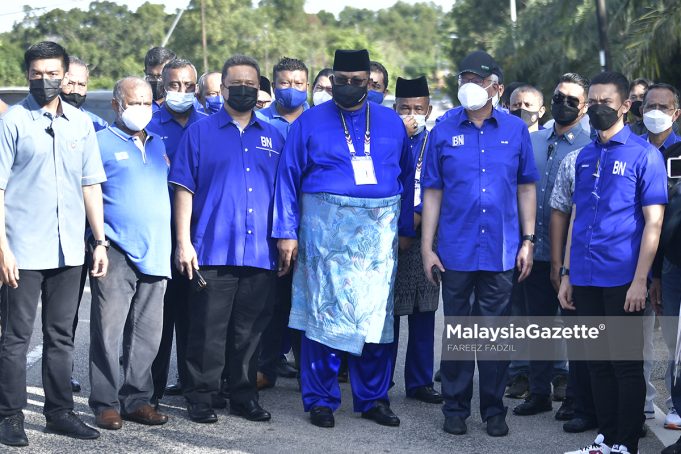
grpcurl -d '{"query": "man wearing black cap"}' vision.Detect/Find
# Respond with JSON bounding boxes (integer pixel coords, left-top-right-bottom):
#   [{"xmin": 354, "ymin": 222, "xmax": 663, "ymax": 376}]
[
  {"xmin": 257, "ymin": 76, "xmax": 273, "ymax": 110},
  {"xmin": 273, "ymin": 49, "xmax": 415, "ymax": 429},
  {"xmin": 390, "ymin": 76, "xmax": 442, "ymax": 404},
  {"xmin": 421, "ymin": 50, "xmax": 538, "ymax": 437}
]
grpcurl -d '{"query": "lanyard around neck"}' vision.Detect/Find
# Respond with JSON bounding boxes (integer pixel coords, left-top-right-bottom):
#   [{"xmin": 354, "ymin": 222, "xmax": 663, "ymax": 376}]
[
  {"xmin": 416, "ymin": 131, "xmax": 429, "ymax": 173},
  {"xmin": 338, "ymin": 102, "xmax": 370, "ymax": 157}
]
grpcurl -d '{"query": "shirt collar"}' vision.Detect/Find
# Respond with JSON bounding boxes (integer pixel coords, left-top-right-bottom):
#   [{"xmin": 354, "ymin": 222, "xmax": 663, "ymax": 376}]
[
  {"xmin": 107, "ymin": 124, "xmax": 154, "ymax": 143},
  {"xmin": 270, "ymin": 101, "xmax": 310, "ymax": 120},
  {"xmin": 455, "ymin": 106, "xmax": 499, "ymax": 128},
  {"xmin": 548, "ymin": 123, "xmax": 584, "ymax": 145},
  {"xmin": 662, "ymin": 130, "xmax": 680, "ymax": 150},
  {"xmin": 159, "ymin": 104, "xmax": 199, "ymax": 125},
  {"xmin": 215, "ymin": 107, "xmax": 263, "ymax": 130},
  {"xmin": 27, "ymin": 93, "xmax": 71, "ymax": 122},
  {"xmin": 599, "ymin": 124, "xmax": 631, "ymax": 145}
]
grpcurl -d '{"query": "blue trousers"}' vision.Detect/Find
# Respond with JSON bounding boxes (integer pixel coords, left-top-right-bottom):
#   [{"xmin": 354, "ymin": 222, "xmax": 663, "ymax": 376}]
[
  {"xmin": 391, "ymin": 311, "xmax": 435, "ymax": 394},
  {"xmin": 300, "ymin": 335, "xmax": 392, "ymax": 413},
  {"xmin": 440, "ymin": 269, "xmax": 513, "ymax": 422}
]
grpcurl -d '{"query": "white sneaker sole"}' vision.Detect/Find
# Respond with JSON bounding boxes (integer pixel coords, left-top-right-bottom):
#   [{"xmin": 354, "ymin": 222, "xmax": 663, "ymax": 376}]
[{"xmin": 664, "ymin": 422, "xmax": 681, "ymax": 430}]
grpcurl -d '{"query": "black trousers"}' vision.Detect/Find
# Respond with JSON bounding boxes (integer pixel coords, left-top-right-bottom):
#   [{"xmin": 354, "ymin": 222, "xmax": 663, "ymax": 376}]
[
  {"xmin": 184, "ymin": 266, "xmax": 276, "ymax": 406},
  {"xmin": 151, "ymin": 266, "xmax": 190, "ymax": 399},
  {"xmin": 258, "ymin": 273, "xmax": 294, "ymax": 382},
  {"xmin": 573, "ymin": 283, "xmax": 644, "ymax": 452},
  {"xmin": 0, "ymin": 266, "xmax": 82, "ymax": 417}
]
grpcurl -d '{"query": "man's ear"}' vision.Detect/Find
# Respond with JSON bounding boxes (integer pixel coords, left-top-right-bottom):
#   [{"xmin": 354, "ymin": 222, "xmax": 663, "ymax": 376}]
[
  {"xmin": 621, "ymin": 98, "xmax": 632, "ymax": 115},
  {"xmin": 426, "ymin": 104, "xmax": 433, "ymax": 120},
  {"xmin": 539, "ymin": 105, "xmax": 546, "ymax": 119}
]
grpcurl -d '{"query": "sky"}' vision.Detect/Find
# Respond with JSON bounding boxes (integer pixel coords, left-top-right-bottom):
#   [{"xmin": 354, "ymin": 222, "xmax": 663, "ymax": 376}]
[{"xmin": 0, "ymin": 0, "xmax": 455, "ymax": 33}]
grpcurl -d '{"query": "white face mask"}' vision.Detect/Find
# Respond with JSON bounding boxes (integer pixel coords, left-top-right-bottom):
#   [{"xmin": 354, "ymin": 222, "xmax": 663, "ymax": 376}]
[
  {"xmin": 120, "ymin": 105, "xmax": 152, "ymax": 131},
  {"xmin": 164, "ymin": 91, "xmax": 195, "ymax": 113},
  {"xmin": 313, "ymin": 91, "xmax": 333, "ymax": 106},
  {"xmin": 400, "ymin": 114, "xmax": 427, "ymax": 136},
  {"xmin": 643, "ymin": 109, "xmax": 674, "ymax": 135},
  {"xmin": 491, "ymin": 93, "xmax": 500, "ymax": 108},
  {"xmin": 458, "ymin": 82, "xmax": 493, "ymax": 111}
]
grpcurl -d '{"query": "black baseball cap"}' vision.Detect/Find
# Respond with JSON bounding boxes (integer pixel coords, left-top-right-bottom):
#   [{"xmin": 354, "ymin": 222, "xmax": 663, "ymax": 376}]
[{"xmin": 457, "ymin": 50, "xmax": 502, "ymax": 80}]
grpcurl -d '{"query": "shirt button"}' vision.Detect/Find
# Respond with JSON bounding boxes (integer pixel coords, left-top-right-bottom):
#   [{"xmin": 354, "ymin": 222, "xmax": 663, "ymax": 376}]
[
  {"xmin": 248, "ymin": 188, "xmax": 253, "ymax": 192},
  {"xmin": 482, "ymin": 209, "xmax": 486, "ymax": 213},
  {"xmin": 588, "ymin": 225, "xmax": 592, "ymax": 229},
  {"xmin": 245, "ymin": 148, "xmax": 249, "ymax": 152},
  {"xmin": 248, "ymin": 208, "xmax": 253, "ymax": 213},
  {"xmin": 545, "ymin": 172, "xmax": 549, "ymax": 175},
  {"xmin": 482, "ymin": 188, "xmax": 486, "ymax": 192},
  {"xmin": 246, "ymin": 167, "xmax": 251, "ymax": 172},
  {"xmin": 482, "ymin": 168, "xmax": 486, "ymax": 172},
  {"xmin": 247, "ymin": 230, "xmax": 252, "ymax": 234},
  {"xmin": 480, "ymin": 131, "xmax": 484, "ymax": 135},
  {"xmin": 542, "ymin": 189, "xmax": 545, "ymax": 192},
  {"xmin": 481, "ymin": 149, "xmax": 485, "ymax": 153},
  {"xmin": 482, "ymin": 229, "xmax": 485, "ymax": 233}
]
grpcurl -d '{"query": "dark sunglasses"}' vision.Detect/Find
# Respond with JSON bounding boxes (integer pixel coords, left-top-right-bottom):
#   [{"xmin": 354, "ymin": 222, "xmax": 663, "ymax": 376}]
[{"xmin": 552, "ymin": 93, "xmax": 581, "ymax": 109}]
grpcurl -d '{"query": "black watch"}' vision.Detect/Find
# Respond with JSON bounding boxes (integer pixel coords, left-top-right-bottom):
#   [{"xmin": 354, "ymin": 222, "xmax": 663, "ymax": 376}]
[
  {"xmin": 93, "ymin": 239, "xmax": 110, "ymax": 250},
  {"xmin": 522, "ymin": 234, "xmax": 536, "ymax": 244},
  {"xmin": 560, "ymin": 266, "xmax": 570, "ymax": 277}
]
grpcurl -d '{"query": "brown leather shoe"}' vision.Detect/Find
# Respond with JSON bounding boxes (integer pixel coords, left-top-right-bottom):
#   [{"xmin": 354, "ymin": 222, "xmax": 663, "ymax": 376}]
[
  {"xmin": 95, "ymin": 409, "xmax": 122, "ymax": 430},
  {"xmin": 122, "ymin": 404, "xmax": 168, "ymax": 426},
  {"xmin": 256, "ymin": 372, "xmax": 274, "ymax": 391}
]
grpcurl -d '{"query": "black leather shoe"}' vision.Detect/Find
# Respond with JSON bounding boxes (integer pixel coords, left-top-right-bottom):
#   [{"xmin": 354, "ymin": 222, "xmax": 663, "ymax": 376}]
[
  {"xmin": 662, "ymin": 435, "xmax": 681, "ymax": 454},
  {"xmin": 165, "ymin": 383, "xmax": 183, "ymax": 396},
  {"xmin": 310, "ymin": 406, "xmax": 334, "ymax": 428},
  {"xmin": 513, "ymin": 394, "xmax": 552, "ymax": 416},
  {"xmin": 187, "ymin": 403, "xmax": 218, "ymax": 424},
  {"xmin": 70, "ymin": 377, "xmax": 81, "ymax": 393},
  {"xmin": 219, "ymin": 378, "xmax": 230, "ymax": 399},
  {"xmin": 230, "ymin": 400, "xmax": 271, "ymax": 422},
  {"xmin": 639, "ymin": 422, "xmax": 647, "ymax": 438},
  {"xmin": 409, "ymin": 386, "xmax": 443, "ymax": 404},
  {"xmin": 486, "ymin": 413, "xmax": 509, "ymax": 437},
  {"xmin": 45, "ymin": 411, "xmax": 100, "ymax": 440},
  {"xmin": 505, "ymin": 374, "xmax": 529, "ymax": 399},
  {"xmin": 0, "ymin": 413, "xmax": 28, "ymax": 447},
  {"xmin": 212, "ymin": 394, "xmax": 227, "ymax": 409},
  {"xmin": 563, "ymin": 417, "xmax": 598, "ymax": 433},
  {"xmin": 276, "ymin": 357, "xmax": 298, "ymax": 378},
  {"xmin": 555, "ymin": 398, "xmax": 575, "ymax": 421},
  {"xmin": 361, "ymin": 401, "xmax": 400, "ymax": 427},
  {"xmin": 443, "ymin": 415, "xmax": 467, "ymax": 435}
]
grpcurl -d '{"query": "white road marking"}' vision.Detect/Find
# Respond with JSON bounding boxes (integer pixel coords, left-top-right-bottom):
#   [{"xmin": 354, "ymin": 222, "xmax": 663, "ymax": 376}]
[
  {"xmin": 650, "ymin": 403, "xmax": 680, "ymax": 447},
  {"xmin": 26, "ymin": 344, "xmax": 43, "ymax": 368}
]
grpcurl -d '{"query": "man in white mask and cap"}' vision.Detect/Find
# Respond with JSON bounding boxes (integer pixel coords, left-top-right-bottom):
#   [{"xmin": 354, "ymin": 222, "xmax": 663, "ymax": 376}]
[{"xmin": 421, "ymin": 50, "xmax": 538, "ymax": 438}]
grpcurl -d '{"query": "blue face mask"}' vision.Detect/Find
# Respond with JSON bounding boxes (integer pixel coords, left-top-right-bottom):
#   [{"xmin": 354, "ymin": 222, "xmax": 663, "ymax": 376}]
[
  {"xmin": 275, "ymin": 87, "xmax": 308, "ymax": 110},
  {"xmin": 205, "ymin": 95, "xmax": 223, "ymax": 114},
  {"xmin": 367, "ymin": 90, "xmax": 385, "ymax": 104}
]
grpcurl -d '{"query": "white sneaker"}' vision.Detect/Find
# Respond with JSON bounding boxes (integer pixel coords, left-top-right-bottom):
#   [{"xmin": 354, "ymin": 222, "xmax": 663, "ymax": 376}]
[
  {"xmin": 666, "ymin": 408, "xmax": 681, "ymax": 430},
  {"xmin": 611, "ymin": 445, "xmax": 638, "ymax": 454},
  {"xmin": 564, "ymin": 434, "xmax": 611, "ymax": 454}
]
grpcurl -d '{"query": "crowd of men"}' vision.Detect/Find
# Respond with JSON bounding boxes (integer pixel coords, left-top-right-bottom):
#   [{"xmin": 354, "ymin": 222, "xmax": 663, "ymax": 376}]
[{"xmin": 0, "ymin": 39, "xmax": 681, "ymax": 454}]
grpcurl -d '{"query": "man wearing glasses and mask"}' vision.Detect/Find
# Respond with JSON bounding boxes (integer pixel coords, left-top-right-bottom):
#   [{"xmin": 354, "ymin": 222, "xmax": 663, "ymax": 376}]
[
  {"xmin": 143, "ymin": 47, "xmax": 176, "ymax": 114},
  {"xmin": 273, "ymin": 49, "xmax": 415, "ymax": 430}
]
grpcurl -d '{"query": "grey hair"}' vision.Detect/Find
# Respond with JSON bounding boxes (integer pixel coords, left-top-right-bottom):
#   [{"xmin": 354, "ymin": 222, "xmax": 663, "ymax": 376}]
[
  {"xmin": 198, "ymin": 71, "xmax": 221, "ymax": 97},
  {"xmin": 113, "ymin": 76, "xmax": 151, "ymax": 105},
  {"xmin": 68, "ymin": 56, "xmax": 89, "ymax": 74}
]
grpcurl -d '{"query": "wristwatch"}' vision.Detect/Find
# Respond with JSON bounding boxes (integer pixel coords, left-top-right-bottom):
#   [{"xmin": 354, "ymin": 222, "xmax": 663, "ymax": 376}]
[
  {"xmin": 522, "ymin": 234, "xmax": 536, "ymax": 244},
  {"xmin": 93, "ymin": 239, "xmax": 110, "ymax": 250},
  {"xmin": 560, "ymin": 266, "xmax": 570, "ymax": 277}
]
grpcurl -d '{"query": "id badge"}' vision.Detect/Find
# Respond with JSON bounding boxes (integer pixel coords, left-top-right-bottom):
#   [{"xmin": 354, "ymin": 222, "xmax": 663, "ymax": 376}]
[{"xmin": 351, "ymin": 155, "xmax": 378, "ymax": 185}]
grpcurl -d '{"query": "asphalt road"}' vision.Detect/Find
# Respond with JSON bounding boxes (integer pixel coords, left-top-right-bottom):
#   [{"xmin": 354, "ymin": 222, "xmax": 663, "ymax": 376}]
[{"xmin": 4, "ymin": 285, "xmax": 672, "ymax": 454}]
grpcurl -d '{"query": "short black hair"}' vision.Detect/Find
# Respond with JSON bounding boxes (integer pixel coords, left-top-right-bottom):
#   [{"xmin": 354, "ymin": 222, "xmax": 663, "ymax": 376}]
[
  {"xmin": 161, "ymin": 58, "xmax": 197, "ymax": 85},
  {"xmin": 590, "ymin": 71, "xmax": 630, "ymax": 104},
  {"xmin": 272, "ymin": 57, "xmax": 308, "ymax": 84},
  {"xmin": 557, "ymin": 72, "xmax": 589, "ymax": 97},
  {"xmin": 221, "ymin": 55, "xmax": 261, "ymax": 83},
  {"xmin": 630, "ymin": 78, "xmax": 653, "ymax": 93},
  {"xmin": 313, "ymin": 68, "xmax": 333, "ymax": 88},
  {"xmin": 24, "ymin": 41, "xmax": 69, "ymax": 73},
  {"xmin": 644, "ymin": 83, "xmax": 680, "ymax": 110},
  {"xmin": 500, "ymin": 81, "xmax": 526, "ymax": 108},
  {"xmin": 144, "ymin": 47, "xmax": 176, "ymax": 71},
  {"xmin": 370, "ymin": 61, "xmax": 389, "ymax": 91}
]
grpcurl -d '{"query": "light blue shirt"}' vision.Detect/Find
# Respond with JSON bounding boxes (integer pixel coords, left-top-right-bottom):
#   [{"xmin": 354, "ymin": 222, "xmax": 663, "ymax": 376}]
[
  {"xmin": 256, "ymin": 102, "xmax": 310, "ymax": 139},
  {"xmin": 0, "ymin": 95, "xmax": 106, "ymax": 269},
  {"xmin": 96, "ymin": 125, "xmax": 172, "ymax": 277}
]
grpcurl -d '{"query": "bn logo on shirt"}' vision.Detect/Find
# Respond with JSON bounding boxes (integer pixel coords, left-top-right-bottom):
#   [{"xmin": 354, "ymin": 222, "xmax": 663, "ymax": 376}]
[
  {"xmin": 612, "ymin": 160, "xmax": 627, "ymax": 176},
  {"xmin": 260, "ymin": 136, "xmax": 273, "ymax": 149},
  {"xmin": 452, "ymin": 135, "xmax": 465, "ymax": 147}
]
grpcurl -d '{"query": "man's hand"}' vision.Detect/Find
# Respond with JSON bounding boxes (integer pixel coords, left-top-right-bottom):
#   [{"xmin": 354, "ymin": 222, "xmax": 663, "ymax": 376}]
[
  {"xmin": 90, "ymin": 245, "xmax": 108, "ymax": 278},
  {"xmin": 175, "ymin": 241, "xmax": 198, "ymax": 280},
  {"xmin": 401, "ymin": 115, "xmax": 419, "ymax": 136},
  {"xmin": 0, "ymin": 245, "xmax": 19, "ymax": 288},
  {"xmin": 516, "ymin": 241, "xmax": 534, "ymax": 282},
  {"xmin": 422, "ymin": 249, "xmax": 445, "ymax": 285},
  {"xmin": 558, "ymin": 276, "xmax": 575, "ymax": 310},
  {"xmin": 277, "ymin": 239, "xmax": 298, "ymax": 277},
  {"xmin": 550, "ymin": 262, "xmax": 561, "ymax": 293},
  {"xmin": 624, "ymin": 278, "xmax": 647, "ymax": 313},
  {"xmin": 649, "ymin": 277, "xmax": 662, "ymax": 315}
]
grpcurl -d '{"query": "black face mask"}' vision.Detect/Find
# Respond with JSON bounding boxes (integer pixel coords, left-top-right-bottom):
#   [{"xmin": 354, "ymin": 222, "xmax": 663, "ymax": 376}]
[
  {"xmin": 227, "ymin": 85, "xmax": 258, "ymax": 112},
  {"xmin": 148, "ymin": 80, "xmax": 164, "ymax": 101},
  {"xmin": 511, "ymin": 108, "xmax": 539, "ymax": 127},
  {"xmin": 29, "ymin": 78, "xmax": 62, "ymax": 106},
  {"xmin": 587, "ymin": 104, "xmax": 621, "ymax": 131},
  {"xmin": 630, "ymin": 100, "xmax": 643, "ymax": 118},
  {"xmin": 60, "ymin": 92, "xmax": 86, "ymax": 109},
  {"xmin": 551, "ymin": 103, "xmax": 581, "ymax": 126},
  {"xmin": 332, "ymin": 84, "xmax": 367, "ymax": 109}
]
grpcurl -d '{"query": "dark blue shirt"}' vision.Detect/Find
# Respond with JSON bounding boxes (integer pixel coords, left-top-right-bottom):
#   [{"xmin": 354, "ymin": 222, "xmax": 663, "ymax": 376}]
[
  {"xmin": 272, "ymin": 100, "xmax": 415, "ymax": 240},
  {"xmin": 147, "ymin": 105, "xmax": 207, "ymax": 162},
  {"xmin": 169, "ymin": 109, "xmax": 284, "ymax": 270},
  {"xmin": 256, "ymin": 102, "xmax": 310, "ymax": 139},
  {"xmin": 571, "ymin": 126, "xmax": 667, "ymax": 287},
  {"xmin": 152, "ymin": 101, "xmax": 162, "ymax": 114},
  {"xmin": 408, "ymin": 128, "xmax": 429, "ymax": 214},
  {"xmin": 641, "ymin": 130, "xmax": 681, "ymax": 154},
  {"xmin": 422, "ymin": 107, "xmax": 539, "ymax": 272}
]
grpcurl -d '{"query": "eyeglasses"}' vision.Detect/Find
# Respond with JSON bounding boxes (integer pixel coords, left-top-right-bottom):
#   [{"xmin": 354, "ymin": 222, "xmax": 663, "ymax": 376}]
[
  {"xmin": 552, "ymin": 93, "xmax": 582, "ymax": 109},
  {"xmin": 332, "ymin": 75, "xmax": 369, "ymax": 87},
  {"xmin": 458, "ymin": 75, "xmax": 490, "ymax": 86},
  {"xmin": 145, "ymin": 74, "xmax": 163, "ymax": 82}
]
